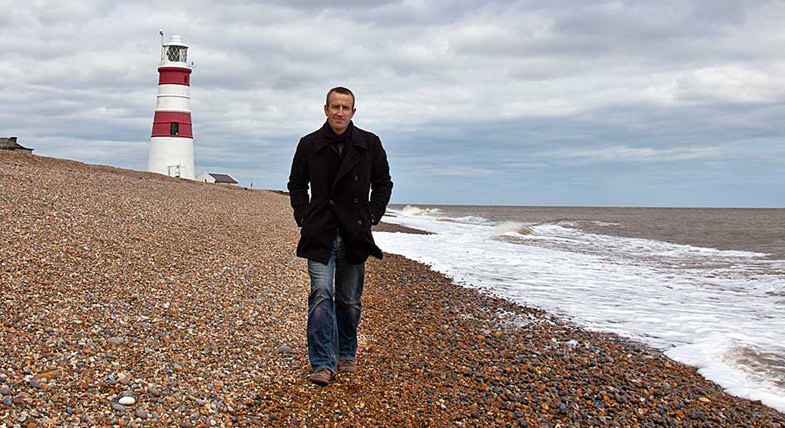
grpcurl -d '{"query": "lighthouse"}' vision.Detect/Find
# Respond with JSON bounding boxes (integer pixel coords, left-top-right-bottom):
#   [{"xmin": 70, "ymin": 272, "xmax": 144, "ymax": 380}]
[{"xmin": 147, "ymin": 33, "xmax": 195, "ymax": 179}]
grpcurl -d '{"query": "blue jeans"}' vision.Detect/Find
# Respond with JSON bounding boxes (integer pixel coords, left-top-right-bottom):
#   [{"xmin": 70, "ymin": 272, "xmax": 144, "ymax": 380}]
[{"xmin": 307, "ymin": 234, "xmax": 365, "ymax": 373}]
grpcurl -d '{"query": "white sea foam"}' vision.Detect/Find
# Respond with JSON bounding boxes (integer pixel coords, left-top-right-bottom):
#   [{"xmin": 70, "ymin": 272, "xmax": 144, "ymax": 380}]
[
  {"xmin": 401, "ymin": 205, "xmax": 441, "ymax": 216},
  {"xmin": 376, "ymin": 208, "xmax": 785, "ymax": 412},
  {"xmin": 451, "ymin": 215, "xmax": 494, "ymax": 225},
  {"xmin": 591, "ymin": 221, "xmax": 621, "ymax": 227},
  {"xmin": 667, "ymin": 335, "xmax": 785, "ymax": 412},
  {"xmin": 491, "ymin": 221, "xmax": 533, "ymax": 236}
]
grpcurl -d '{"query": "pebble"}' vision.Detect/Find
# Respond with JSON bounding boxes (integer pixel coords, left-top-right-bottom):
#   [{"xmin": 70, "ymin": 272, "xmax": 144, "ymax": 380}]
[
  {"xmin": 277, "ymin": 344, "xmax": 296, "ymax": 355},
  {"xmin": 109, "ymin": 336, "xmax": 125, "ymax": 345},
  {"xmin": 119, "ymin": 396, "xmax": 136, "ymax": 405},
  {"xmin": 0, "ymin": 152, "xmax": 783, "ymax": 427}
]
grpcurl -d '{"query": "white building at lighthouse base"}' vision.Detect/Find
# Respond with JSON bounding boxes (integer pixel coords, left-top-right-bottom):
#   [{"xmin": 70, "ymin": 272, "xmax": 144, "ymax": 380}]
[{"xmin": 147, "ymin": 137, "xmax": 194, "ymax": 179}]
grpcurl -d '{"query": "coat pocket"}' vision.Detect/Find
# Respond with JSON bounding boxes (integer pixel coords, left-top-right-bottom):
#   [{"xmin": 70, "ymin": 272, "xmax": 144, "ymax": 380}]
[{"xmin": 301, "ymin": 201, "xmax": 321, "ymax": 226}]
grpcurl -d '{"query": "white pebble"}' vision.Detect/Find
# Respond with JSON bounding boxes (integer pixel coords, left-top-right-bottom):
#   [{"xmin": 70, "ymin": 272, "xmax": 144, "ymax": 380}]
[{"xmin": 118, "ymin": 396, "xmax": 136, "ymax": 405}]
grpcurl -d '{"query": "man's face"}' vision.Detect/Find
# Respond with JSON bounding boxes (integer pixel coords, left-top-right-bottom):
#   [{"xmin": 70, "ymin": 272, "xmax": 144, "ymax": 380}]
[{"xmin": 324, "ymin": 92, "xmax": 356, "ymax": 135}]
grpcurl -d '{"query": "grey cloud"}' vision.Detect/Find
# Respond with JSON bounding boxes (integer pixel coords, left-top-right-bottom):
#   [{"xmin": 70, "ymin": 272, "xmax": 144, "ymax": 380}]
[
  {"xmin": 265, "ymin": 0, "xmax": 402, "ymax": 10},
  {"xmin": 1, "ymin": 0, "xmax": 783, "ymax": 206}
]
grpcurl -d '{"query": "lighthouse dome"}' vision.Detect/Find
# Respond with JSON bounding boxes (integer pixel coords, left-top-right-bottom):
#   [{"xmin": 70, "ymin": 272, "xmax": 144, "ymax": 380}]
[{"xmin": 167, "ymin": 35, "xmax": 187, "ymax": 46}]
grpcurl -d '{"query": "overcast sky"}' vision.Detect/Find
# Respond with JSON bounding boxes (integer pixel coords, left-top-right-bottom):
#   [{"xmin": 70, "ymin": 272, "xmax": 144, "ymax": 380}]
[{"xmin": 1, "ymin": 0, "xmax": 783, "ymax": 207}]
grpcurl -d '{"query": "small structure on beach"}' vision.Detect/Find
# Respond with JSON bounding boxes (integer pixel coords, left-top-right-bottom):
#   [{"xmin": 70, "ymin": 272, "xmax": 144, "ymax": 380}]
[
  {"xmin": 0, "ymin": 137, "xmax": 33, "ymax": 154},
  {"xmin": 196, "ymin": 172, "xmax": 239, "ymax": 186}
]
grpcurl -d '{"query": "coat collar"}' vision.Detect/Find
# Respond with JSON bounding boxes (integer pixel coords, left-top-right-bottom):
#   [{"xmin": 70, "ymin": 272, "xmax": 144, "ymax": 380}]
[{"xmin": 314, "ymin": 122, "xmax": 367, "ymax": 153}]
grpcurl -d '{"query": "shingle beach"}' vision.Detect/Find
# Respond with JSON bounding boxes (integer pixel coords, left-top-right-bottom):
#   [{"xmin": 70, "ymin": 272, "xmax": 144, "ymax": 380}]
[{"xmin": 2, "ymin": 151, "xmax": 783, "ymax": 427}]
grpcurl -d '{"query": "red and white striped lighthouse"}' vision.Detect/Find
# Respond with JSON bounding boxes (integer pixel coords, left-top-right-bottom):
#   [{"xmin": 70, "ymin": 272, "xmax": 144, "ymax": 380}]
[{"xmin": 147, "ymin": 33, "xmax": 195, "ymax": 179}]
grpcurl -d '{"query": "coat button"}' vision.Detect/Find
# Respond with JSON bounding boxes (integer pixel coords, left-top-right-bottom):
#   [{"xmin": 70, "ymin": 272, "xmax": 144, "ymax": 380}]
[
  {"xmin": 353, "ymin": 198, "xmax": 358, "ymax": 204},
  {"xmin": 328, "ymin": 200, "xmax": 334, "ymax": 205},
  {"xmin": 354, "ymin": 175, "xmax": 358, "ymax": 181},
  {"xmin": 357, "ymin": 220, "xmax": 363, "ymax": 226}
]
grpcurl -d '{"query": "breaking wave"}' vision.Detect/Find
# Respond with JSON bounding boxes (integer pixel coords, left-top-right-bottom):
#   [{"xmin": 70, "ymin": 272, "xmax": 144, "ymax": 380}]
[
  {"xmin": 491, "ymin": 221, "xmax": 533, "ymax": 236},
  {"xmin": 401, "ymin": 205, "xmax": 442, "ymax": 216}
]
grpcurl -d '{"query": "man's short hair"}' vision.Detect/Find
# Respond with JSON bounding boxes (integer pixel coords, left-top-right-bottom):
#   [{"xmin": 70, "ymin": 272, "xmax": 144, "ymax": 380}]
[{"xmin": 326, "ymin": 87, "xmax": 355, "ymax": 109}]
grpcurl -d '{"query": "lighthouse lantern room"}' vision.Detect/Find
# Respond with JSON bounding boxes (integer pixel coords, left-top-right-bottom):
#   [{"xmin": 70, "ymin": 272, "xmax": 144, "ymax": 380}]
[{"xmin": 147, "ymin": 33, "xmax": 195, "ymax": 179}]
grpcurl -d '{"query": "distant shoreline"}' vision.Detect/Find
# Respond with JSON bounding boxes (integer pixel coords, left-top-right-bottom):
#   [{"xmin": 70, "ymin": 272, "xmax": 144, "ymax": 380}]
[{"xmin": 389, "ymin": 203, "xmax": 785, "ymax": 210}]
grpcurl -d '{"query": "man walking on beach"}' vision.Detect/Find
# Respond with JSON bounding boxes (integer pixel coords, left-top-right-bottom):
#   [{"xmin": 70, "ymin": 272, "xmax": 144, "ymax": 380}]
[{"xmin": 287, "ymin": 87, "xmax": 393, "ymax": 386}]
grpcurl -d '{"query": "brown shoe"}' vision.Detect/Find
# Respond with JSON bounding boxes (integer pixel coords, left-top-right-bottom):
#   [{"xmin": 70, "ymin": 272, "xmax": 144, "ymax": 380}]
[
  {"xmin": 337, "ymin": 359, "xmax": 357, "ymax": 373},
  {"xmin": 309, "ymin": 369, "xmax": 334, "ymax": 386}
]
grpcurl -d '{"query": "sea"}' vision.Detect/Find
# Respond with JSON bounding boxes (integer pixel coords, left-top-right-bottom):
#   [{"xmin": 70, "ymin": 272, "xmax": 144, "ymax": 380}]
[{"xmin": 373, "ymin": 204, "xmax": 785, "ymax": 412}]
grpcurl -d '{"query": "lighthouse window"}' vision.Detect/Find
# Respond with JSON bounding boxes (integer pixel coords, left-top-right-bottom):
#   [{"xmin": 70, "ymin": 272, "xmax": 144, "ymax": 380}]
[
  {"xmin": 166, "ymin": 46, "xmax": 188, "ymax": 62},
  {"xmin": 170, "ymin": 122, "xmax": 179, "ymax": 136}
]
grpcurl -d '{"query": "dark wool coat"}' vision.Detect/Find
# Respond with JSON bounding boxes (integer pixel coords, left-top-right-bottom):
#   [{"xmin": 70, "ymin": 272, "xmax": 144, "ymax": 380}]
[{"xmin": 287, "ymin": 123, "xmax": 393, "ymax": 264}]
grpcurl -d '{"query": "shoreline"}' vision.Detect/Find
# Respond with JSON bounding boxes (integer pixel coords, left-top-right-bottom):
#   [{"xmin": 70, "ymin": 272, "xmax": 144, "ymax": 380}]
[
  {"xmin": 360, "ymin": 254, "xmax": 785, "ymax": 426},
  {"xmin": 1, "ymin": 152, "xmax": 783, "ymax": 426},
  {"xmin": 374, "ymin": 221, "xmax": 432, "ymax": 235}
]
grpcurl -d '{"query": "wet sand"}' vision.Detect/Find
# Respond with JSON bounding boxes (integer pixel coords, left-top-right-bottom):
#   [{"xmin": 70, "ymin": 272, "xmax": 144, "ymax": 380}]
[
  {"xmin": 373, "ymin": 222, "xmax": 431, "ymax": 235},
  {"xmin": 1, "ymin": 151, "xmax": 783, "ymax": 427}
]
